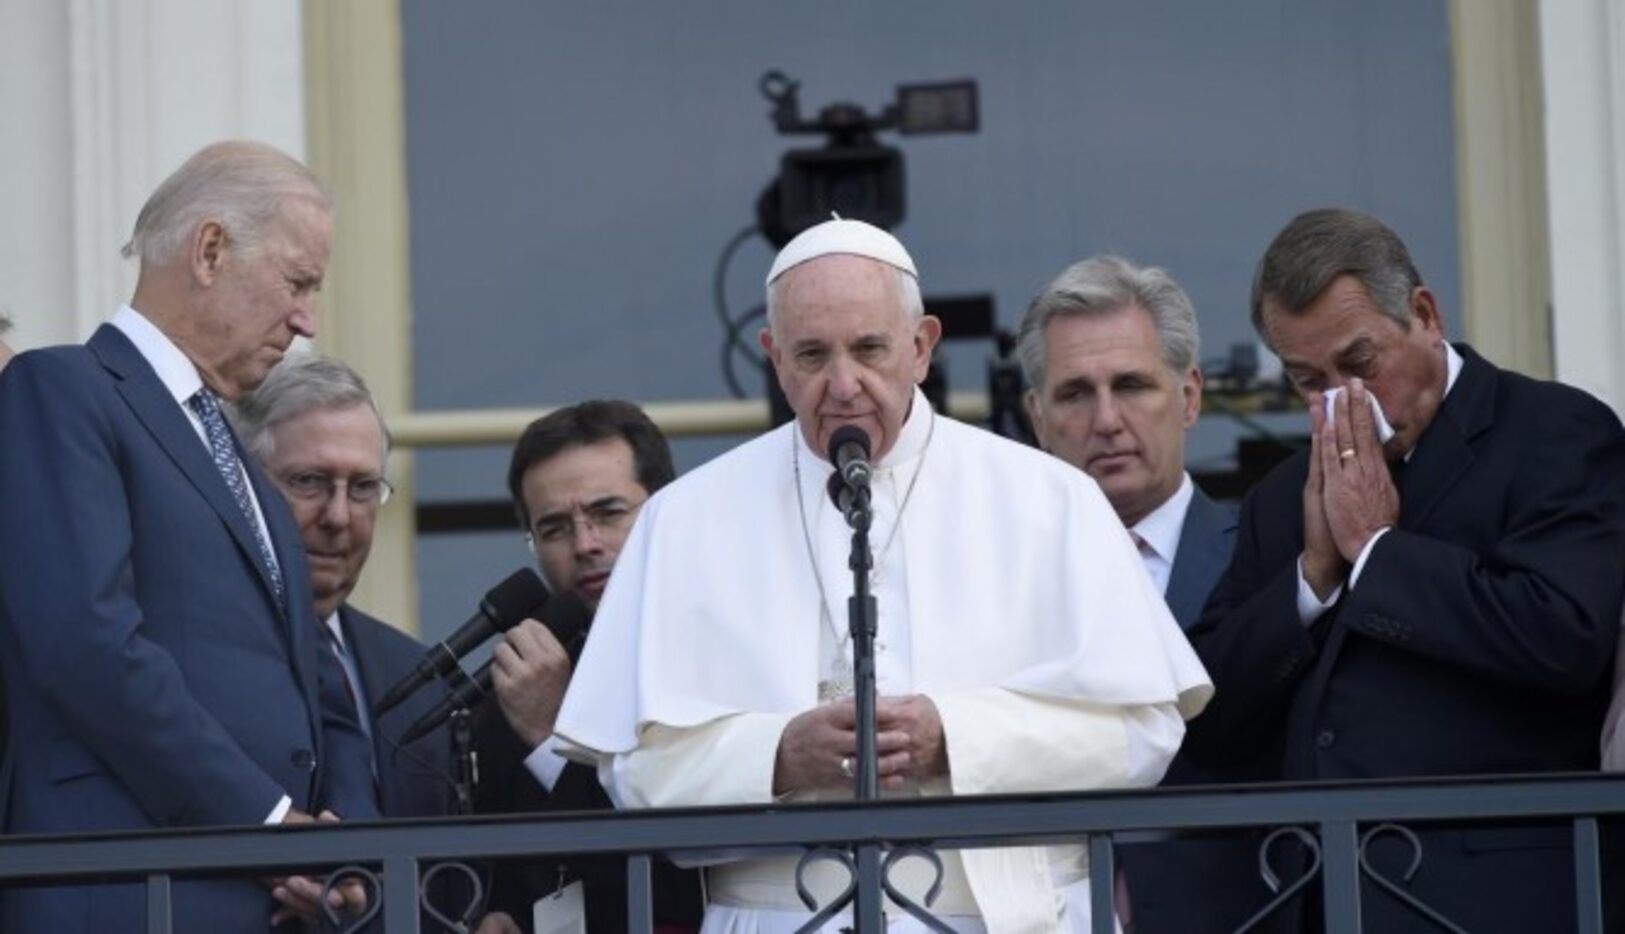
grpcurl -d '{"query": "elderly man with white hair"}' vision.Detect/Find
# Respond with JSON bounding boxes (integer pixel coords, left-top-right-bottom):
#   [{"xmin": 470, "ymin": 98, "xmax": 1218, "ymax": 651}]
[
  {"xmin": 0, "ymin": 141, "xmax": 376, "ymax": 932},
  {"xmin": 555, "ymin": 218, "xmax": 1211, "ymax": 933}
]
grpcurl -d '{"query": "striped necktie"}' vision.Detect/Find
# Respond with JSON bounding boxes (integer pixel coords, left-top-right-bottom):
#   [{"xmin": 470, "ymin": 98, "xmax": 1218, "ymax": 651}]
[{"xmin": 188, "ymin": 387, "xmax": 285, "ymax": 606}]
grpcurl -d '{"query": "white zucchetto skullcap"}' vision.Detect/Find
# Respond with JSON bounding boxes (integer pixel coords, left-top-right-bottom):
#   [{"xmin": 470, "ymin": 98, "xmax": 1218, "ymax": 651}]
[{"xmin": 765, "ymin": 215, "xmax": 918, "ymax": 287}]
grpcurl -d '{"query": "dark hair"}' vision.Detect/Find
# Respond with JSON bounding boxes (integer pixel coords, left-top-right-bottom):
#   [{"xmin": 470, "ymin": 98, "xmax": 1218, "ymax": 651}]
[
  {"xmin": 506, "ymin": 399, "xmax": 675, "ymax": 530},
  {"xmin": 1250, "ymin": 208, "xmax": 1423, "ymax": 346}
]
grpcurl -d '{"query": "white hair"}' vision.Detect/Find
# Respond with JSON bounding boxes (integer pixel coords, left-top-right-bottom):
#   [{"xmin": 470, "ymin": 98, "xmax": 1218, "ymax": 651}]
[
  {"xmin": 232, "ymin": 352, "xmax": 389, "ymax": 466},
  {"xmin": 121, "ymin": 140, "xmax": 332, "ymax": 266}
]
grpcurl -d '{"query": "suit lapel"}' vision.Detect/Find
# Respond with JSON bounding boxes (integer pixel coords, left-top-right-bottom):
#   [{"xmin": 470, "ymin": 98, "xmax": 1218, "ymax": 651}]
[
  {"xmin": 339, "ymin": 607, "xmax": 397, "ymax": 812},
  {"xmin": 1166, "ymin": 488, "xmax": 1237, "ymax": 629},
  {"xmin": 1398, "ymin": 344, "xmax": 1497, "ymax": 529},
  {"xmin": 90, "ymin": 325, "xmax": 286, "ymax": 618}
]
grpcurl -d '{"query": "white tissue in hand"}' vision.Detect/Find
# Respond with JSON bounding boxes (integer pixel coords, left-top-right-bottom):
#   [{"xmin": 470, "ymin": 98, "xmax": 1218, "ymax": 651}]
[{"xmin": 1323, "ymin": 385, "xmax": 1396, "ymax": 444}]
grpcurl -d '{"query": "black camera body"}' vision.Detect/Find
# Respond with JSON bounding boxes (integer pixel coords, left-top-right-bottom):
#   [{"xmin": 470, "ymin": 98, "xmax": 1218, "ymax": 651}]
[{"xmin": 755, "ymin": 71, "xmax": 978, "ymax": 247}]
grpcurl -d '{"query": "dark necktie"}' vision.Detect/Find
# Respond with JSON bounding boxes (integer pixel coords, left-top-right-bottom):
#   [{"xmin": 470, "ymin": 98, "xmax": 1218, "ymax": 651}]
[
  {"xmin": 321, "ymin": 624, "xmax": 364, "ymax": 721},
  {"xmin": 187, "ymin": 387, "xmax": 285, "ymax": 606}
]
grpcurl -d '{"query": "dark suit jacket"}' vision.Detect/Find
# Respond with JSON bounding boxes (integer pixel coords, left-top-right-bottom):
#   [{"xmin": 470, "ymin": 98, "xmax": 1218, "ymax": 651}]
[
  {"xmin": 340, "ymin": 604, "xmax": 457, "ymax": 818},
  {"xmin": 473, "ymin": 704, "xmax": 703, "ymax": 932},
  {"xmin": 1185, "ymin": 345, "xmax": 1625, "ymax": 933},
  {"xmin": 1121, "ymin": 486, "xmax": 1275, "ymax": 934},
  {"xmin": 0, "ymin": 326, "xmax": 377, "ymax": 932}
]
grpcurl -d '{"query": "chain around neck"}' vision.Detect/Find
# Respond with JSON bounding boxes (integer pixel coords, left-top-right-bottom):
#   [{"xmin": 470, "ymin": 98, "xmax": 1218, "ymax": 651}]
[{"xmin": 792, "ymin": 410, "xmax": 936, "ymax": 649}]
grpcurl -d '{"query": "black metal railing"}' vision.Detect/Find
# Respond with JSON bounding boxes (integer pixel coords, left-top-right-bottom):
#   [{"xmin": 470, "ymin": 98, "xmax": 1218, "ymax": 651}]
[{"xmin": 2, "ymin": 773, "xmax": 1621, "ymax": 933}]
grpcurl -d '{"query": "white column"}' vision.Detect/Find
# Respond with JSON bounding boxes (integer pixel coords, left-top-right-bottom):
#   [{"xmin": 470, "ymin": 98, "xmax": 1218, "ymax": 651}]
[
  {"xmin": 304, "ymin": 0, "xmax": 421, "ymax": 635},
  {"xmin": 1449, "ymin": 0, "xmax": 1552, "ymax": 379},
  {"xmin": 1542, "ymin": 0, "xmax": 1625, "ymax": 412},
  {"xmin": 0, "ymin": 0, "xmax": 305, "ymax": 350}
]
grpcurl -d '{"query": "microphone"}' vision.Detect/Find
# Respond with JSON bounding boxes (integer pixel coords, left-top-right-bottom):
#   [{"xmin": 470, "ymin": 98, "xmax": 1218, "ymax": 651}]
[
  {"xmin": 827, "ymin": 469, "xmax": 863, "ymax": 524},
  {"xmin": 371, "ymin": 569, "xmax": 550, "ymax": 717},
  {"xmin": 828, "ymin": 425, "xmax": 873, "ymax": 491},
  {"xmin": 397, "ymin": 590, "xmax": 595, "ymax": 745}
]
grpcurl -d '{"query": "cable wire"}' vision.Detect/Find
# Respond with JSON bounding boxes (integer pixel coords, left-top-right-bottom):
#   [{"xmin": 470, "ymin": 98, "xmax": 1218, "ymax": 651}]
[{"xmin": 714, "ymin": 224, "xmax": 767, "ymax": 398}]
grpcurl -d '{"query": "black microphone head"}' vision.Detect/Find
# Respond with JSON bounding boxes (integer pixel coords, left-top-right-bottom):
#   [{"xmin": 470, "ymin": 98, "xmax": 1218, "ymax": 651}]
[
  {"xmin": 539, "ymin": 590, "xmax": 595, "ymax": 664},
  {"xmin": 827, "ymin": 425, "xmax": 871, "ymax": 465},
  {"xmin": 479, "ymin": 569, "xmax": 550, "ymax": 633},
  {"xmin": 827, "ymin": 468, "xmax": 852, "ymax": 513}
]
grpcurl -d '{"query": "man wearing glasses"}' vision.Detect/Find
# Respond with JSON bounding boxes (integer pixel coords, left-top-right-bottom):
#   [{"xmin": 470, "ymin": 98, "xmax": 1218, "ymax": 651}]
[
  {"xmin": 235, "ymin": 352, "xmax": 456, "ymax": 829},
  {"xmin": 472, "ymin": 399, "xmax": 701, "ymax": 933}
]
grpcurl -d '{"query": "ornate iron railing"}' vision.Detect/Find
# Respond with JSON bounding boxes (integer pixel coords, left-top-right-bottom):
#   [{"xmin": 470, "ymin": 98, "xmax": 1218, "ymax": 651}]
[{"xmin": 1, "ymin": 773, "xmax": 1620, "ymax": 933}]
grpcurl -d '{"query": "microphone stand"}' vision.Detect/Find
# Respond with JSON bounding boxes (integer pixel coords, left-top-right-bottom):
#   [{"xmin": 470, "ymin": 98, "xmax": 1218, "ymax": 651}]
[
  {"xmin": 438, "ymin": 666, "xmax": 481, "ymax": 816},
  {"xmin": 841, "ymin": 482, "xmax": 885, "ymax": 931}
]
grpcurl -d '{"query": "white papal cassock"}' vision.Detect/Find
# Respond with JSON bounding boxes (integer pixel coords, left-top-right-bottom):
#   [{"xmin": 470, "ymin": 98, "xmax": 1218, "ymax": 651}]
[{"xmin": 555, "ymin": 391, "xmax": 1212, "ymax": 934}]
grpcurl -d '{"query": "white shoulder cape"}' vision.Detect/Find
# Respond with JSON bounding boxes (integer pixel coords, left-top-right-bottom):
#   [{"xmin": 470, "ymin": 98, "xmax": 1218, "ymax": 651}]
[{"xmin": 556, "ymin": 413, "xmax": 1212, "ymax": 757}]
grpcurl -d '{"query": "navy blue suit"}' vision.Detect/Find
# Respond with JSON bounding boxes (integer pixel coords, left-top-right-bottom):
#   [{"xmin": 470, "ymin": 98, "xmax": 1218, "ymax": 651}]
[
  {"xmin": 1120, "ymin": 488, "xmax": 1281, "ymax": 934},
  {"xmin": 0, "ymin": 326, "xmax": 377, "ymax": 932},
  {"xmin": 339, "ymin": 605, "xmax": 456, "ymax": 818},
  {"xmin": 1185, "ymin": 346, "xmax": 1625, "ymax": 933}
]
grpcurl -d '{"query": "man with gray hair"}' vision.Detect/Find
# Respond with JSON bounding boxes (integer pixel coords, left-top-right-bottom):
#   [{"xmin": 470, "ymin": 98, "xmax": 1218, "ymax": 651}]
[
  {"xmin": 0, "ymin": 141, "xmax": 376, "ymax": 931},
  {"xmin": 1018, "ymin": 256, "xmax": 1225, "ymax": 608},
  {"xmin": 235, "ymin": 353, "xmax": 456, "ymax": 825},
  {"xmin": 1018, "ymin": 256, "xmax": 1261, "ymax": 934},
  {"xmin": 1185, "ymin": 208, "xmax": 1625, "ymax": 932}
]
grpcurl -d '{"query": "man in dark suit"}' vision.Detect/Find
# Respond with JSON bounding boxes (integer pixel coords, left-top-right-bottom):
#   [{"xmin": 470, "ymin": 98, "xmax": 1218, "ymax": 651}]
[
  {"xmin": 235, "ymin": 352, "xmax": 456, "ymax": 820},
  {"xmin": 474, "ymin": 400, "xmax": 702, "ymax": 934},
  {"xmin": 0, "ymin": 312, "xmax": 12, "ymax": 824},
  {"xmin": 0, "ymin": 141, "xmax": 377, "ymax": 932},
  {"xmin": 1020, "ymin": 254, "xmax": 1264, "ymax": 934},
  {"xmin": 1186, "ymin": 208, "xmax": 1625, "ymax": 932}
]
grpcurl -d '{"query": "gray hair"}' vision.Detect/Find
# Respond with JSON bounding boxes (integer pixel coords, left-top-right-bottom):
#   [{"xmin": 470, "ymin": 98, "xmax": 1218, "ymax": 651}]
[
  {"xmin": 232, "ymin": 352, "xmax": 390, "ymax": 465},
  {"xmin": 0, "ymin": 312, "xmax": 11, "ymax": 336},
  {"xmin": 765, "ymin": 261, "xmax": 924, "ymax": 329},
  {"xmin": 1250, "ymin": 208, "xmax": 1422, "ymax": 344},
  {"xmin": 1017, "ymin": 254, "xmax": 1200, "ymax": 391},
  {"xmin": 122, "ymin": 140, "xmax": 332, "ymax": 266}
]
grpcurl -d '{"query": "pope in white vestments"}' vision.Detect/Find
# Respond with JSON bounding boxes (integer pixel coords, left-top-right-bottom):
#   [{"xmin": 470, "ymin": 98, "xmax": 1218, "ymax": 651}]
[{"xmin": 555, "ymin": 219, "xmax": 1212, "ymax": 934}]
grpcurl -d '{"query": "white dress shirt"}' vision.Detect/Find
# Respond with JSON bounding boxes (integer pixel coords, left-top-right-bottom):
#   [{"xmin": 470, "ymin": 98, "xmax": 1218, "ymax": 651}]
[{"xmin": 1129, "ymin": 474, "xmax": 1195, "ymax": 598}]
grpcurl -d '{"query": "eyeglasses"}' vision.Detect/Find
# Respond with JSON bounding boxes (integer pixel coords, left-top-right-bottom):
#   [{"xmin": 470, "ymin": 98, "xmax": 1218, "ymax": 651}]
[
  {"xmin": 279, "ymin": 470, "xmax": 394, "ymax": 507},
  {"xmin": 526, "ymin": 497, "xmax": 645, "ymax": 551}
]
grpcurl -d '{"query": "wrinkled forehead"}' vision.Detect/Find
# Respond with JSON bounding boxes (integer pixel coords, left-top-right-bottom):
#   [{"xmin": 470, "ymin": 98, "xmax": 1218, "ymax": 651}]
[{"xmin": 269, "ymin": 404, "xmax": 387, "ymax": 469}]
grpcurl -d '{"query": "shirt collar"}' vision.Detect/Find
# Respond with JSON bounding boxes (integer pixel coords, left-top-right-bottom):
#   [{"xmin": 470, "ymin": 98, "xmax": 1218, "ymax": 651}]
[
  {"xmin": 109, "ymin": 304, "xmax": 204, "ymax": 406},
  {"xmin": 1129, "ymin": 473, "xmax": 1194, "ymax": 564},
  {"xmin": 1402, "ymin": 342, "xmax": 1464, "ymax": 463},
  {"xmin": 323, "ymin": 611, "xmax": 346, "ymax": 649},
  {"xmin": 878, "ymin": 387, "xmax": 933, "ymax": 469}
]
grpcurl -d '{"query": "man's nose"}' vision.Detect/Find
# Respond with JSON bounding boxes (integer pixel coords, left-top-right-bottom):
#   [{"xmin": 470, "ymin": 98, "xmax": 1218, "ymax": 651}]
[
  {"xmin": 289, "ymin": 302, "xmax": 317, "ymax": 339},
  {"xmin": 1093, "ymin": 393, "xmax": 1124, "ymax": 433},
  {"xmin": 318, "ymin": 489, "xmax": 352, "ymax": 528},
  {"xmin": 826, "ymin": 355, "xmax": 862, "ymax": 399},
  {"xmin": 572, "ymin": 520, "xmax": 606, "ymax": 556}
]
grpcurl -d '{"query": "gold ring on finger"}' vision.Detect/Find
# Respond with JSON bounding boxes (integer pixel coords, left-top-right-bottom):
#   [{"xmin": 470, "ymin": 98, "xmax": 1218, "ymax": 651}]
[{"xmin": 1339, "ymin": 448, "xmax": 1357, "ymax": 460}]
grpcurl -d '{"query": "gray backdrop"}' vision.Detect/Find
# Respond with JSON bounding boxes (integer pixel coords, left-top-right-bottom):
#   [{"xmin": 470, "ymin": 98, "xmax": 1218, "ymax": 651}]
[{"xmin": 399, "ymin": 0, "xmax": 1458, "ymax": 641}]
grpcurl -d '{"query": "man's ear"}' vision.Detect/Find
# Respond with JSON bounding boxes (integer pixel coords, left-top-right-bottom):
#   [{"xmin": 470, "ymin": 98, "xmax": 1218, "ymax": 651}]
[
  {"xmin": 1024, "ymin": 388, "xmax": 1049, "ymax": 451},
  {"xmin": 1182, "ymin": 366, "xmax": 1204, "ymax": 428},
  {"xmin": 912, "ymin": 315, "xmax": 943, "ymax": 380},
  {"xmin": 1409, "ymin": 286, "xmax": 1444, "ymax": 339},
  {"xmin": 191, "ymin": 221, "xmax": 228, "ymax": 285}
]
